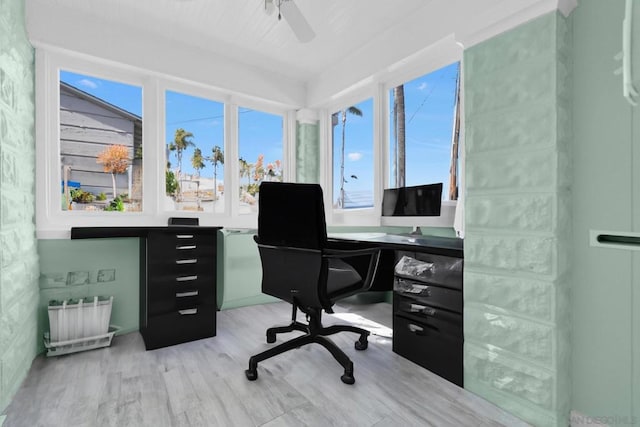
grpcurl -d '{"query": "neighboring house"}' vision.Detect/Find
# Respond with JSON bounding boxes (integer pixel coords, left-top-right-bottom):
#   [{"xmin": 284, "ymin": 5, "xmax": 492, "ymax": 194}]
[{"xmin": 60, "ymin": 81, "xmax": 142, "ymax": 200}]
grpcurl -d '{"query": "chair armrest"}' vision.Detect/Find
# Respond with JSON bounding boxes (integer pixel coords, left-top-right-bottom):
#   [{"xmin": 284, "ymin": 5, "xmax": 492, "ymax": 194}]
[
  {"xmin": 323, "ymin": 247, "xmax": 382, "ymax": 293},
  {"xmin": 322, "ymin": 247, "xmax": 381, "ymax": 258}
]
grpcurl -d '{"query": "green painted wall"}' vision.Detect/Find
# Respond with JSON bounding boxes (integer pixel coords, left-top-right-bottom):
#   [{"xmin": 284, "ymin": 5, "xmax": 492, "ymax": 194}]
[
  {"xmin": 464, "ymin": 12, "xmax": 572, "ymax": 427},
  {"xmin": 217, "ymin": 229, "xmax": 276, "ymax": 310},
  {"xmin": 572, "ymin": 0, "xmax": 639, "ymax": 422},
  {"xmin": 37, "ymin": 238, "xmax": 141, "ymax": 352},
  {"xmin": 0, "ymin": 0, "xmax": 38, "ymax": 413},
  {"xmin": 296, "ymin": 121, "xmax": 320, "ymax": 183}
]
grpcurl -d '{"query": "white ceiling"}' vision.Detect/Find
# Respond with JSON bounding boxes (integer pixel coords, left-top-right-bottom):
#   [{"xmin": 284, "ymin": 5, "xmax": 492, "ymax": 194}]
[
  {"xmin": 26, "ymin": 0, "xmax": 572, "ymax": 107},
  {"xmin": 30, "ymin": 0, "xmax": 430, "ymax": 79}
]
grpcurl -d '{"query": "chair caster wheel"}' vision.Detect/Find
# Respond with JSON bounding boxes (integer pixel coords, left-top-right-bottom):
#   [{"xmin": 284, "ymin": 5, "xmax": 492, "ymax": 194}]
[
  {"xmin": 266, "ymin": 333, "xmax": 276, "ymax": 343},
  {"xmin": 341, "ymin": 373, "xmax": 355, "ymax": 385},
  {"xmin": 245, "ymin": 369, "xmax": 258, "ymax": 381},
  {"xmin": 355, "ymin": 339, "xmax": 368, "ymax": 351}
]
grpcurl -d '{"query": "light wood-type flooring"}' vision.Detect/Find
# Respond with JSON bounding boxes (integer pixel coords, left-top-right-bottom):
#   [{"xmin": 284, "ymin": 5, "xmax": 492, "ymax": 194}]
[{"xmin": 2, "ymin": 302, "xmax": 529, "ymax": 427}]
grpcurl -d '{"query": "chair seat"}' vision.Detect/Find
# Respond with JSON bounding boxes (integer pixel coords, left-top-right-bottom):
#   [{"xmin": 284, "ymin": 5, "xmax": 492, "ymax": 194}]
[{"xmin": 327, "ymin": 258, "xmax": 362, "ymax": 296}]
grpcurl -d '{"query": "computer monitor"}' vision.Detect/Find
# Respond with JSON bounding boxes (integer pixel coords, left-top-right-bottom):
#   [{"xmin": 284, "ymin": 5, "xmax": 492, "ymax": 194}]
[{"xmin": 382, "ymin": 183, "xmax": 443, "ymax": 217}]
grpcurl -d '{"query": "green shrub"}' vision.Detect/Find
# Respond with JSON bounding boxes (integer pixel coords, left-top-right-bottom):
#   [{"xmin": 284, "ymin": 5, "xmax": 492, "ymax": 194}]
[
  {"xmin": 105, "ymin": 196, "xmax": 124, "ymax": 212},
  {"xmin": 70, "ymin": 188, "xmax": 95, "ymax": 203},
  {"xmin": 166, "ymin": 170, "xmax": 178, "ymax": 196},
  {"xmin": 247, "ymin": 183, "xmax": 259, "ymax": 196}
]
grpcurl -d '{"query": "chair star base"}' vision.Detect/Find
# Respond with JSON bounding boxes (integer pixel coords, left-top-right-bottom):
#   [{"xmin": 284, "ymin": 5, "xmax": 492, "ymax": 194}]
[{"xmin": 245, "ymin": 307, "xmax": 369, "ymax": 384}]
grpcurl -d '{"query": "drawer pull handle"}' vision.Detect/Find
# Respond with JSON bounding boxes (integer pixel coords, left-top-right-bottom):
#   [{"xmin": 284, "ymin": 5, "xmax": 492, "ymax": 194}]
[
  {"xmin": 176, "ymin": 234, "xmax": 194, "ymax": 239},
  {"xmin": 176, "ymin": 275, "xmax": 198, "ymax": 282},
  {"xmin": 178, "ymin": 308, "xmax": 198, "ymax": 315},
  {"xmin": 176, "ymin": 291, "xmax": 198, "ymax": 297},
  {"xmin": 410, "ymin": 303, "xmax": 426, "ymax": 312},
  {"xmin": 408, "ymin": 324, "xmax": 424, "ymax": 333},
  {"xmin": 177, "ymin": 245, "xmax": 197, "ymax": 250},
  {"xmin": 176, "ymin": 259, "xmax": 197, "ymax": 265},
  {"xmin": 409, "ymin": 304, "xmax": 436, "ymax": 316},
  {"xmin": 410, "ymin": 284, "xmax": 428, "ymax": 294},
  {"xmin": 395, "ymin": 280, "xmax": 429, "ymax": 295}
]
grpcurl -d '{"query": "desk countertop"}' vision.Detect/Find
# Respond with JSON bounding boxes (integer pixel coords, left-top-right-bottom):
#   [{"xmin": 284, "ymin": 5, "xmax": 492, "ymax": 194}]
[
  {"xmin": 71, "ymin": 226, "xmax": 222, "ymax": 239},
  {"xmin": 328, "ymin": 232, "xmax": 463, "ymax": 257}
]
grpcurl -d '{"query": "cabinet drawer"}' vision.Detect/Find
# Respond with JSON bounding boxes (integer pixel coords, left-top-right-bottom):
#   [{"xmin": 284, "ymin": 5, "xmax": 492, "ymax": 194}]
[
  {"xmin": 148, "ymin": 272, "xmax": 215, "ymax": 291},
  {"xmin": 393, "ymin": 314, "xmax": 463, "ymax": 386},
  {"xmin": 147, "ymin": 232, "xmax": 216, "ymax": 262},
  {"xmin": 143, "ymin": 303, "xmax": 216, "ymax": 350},
  {"xmin": 394, "ymin": 278, "xmax": 462, "ymax": 313},
  {"xmin": 147, "ymin": 279, "xmax": 215, "ymax": 316},
  {"xmin": 147, "ymin": 259, "xmax": 215, "ymax": 278},
  {"xmin": 395, "ymin": 251, "xmax": 462, "ymax": 289},
  {"xmin": 393, "ymin": 294, "xmax": 462, "ymax": 336}
]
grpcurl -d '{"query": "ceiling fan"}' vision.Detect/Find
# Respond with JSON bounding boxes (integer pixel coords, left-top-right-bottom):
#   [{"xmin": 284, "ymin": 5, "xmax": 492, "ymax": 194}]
[{"xmin": 264, "ymin": 0, "xmax": 316, "ymax": 43}]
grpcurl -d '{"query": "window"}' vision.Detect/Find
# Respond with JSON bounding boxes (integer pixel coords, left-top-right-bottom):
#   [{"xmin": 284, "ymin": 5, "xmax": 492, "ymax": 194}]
[
  {"xmin": 323, "ymin": 49, "xmax": 462, "ymax": 228},
  {"xmin": 37, "ymin": 51, "xmax": 293, "ymax": 236},
  {"xmin": 59, "ymin": 70, "xmax": 142, "ymax": 212},
  {"xmin": 331, "ymin": 98, "xmax": 374, "ymax": 210},
  {"xmin": 389, "ymin": 62, "xmax": 461, "ymax": 200},
  {"xmin": 238, "ymin": 108, "xmax": 283, "ymax": 214},
  {"xmin": 164, "ymin": 90, "xmax": 225, "ymax": 214}
]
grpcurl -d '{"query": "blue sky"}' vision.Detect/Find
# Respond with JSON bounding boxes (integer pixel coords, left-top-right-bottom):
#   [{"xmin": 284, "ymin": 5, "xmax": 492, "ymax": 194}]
[
  {"xmin": 60, "ymin": 71, "xmax": 282, "ymax": 184},
  {"xmin": 332, "ymin": 62, "xmax": 460, "ymax": 204},
  {"xmin": 61, "ymin": 71, "xmax": 143, "ymax": 117},
  {"xmin": 61, "ymin": 63, "xmax": 458, "ymax": 202}
]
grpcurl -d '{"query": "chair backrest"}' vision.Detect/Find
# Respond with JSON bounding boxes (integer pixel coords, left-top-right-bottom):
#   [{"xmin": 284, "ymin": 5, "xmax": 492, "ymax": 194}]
[
  {"xmin": 255, "ymin": 182, "xmax": 328, "ymax": 309},
  {"xmin": 256, "ymin": 182, "xmax": 327, "ymax": 249}
]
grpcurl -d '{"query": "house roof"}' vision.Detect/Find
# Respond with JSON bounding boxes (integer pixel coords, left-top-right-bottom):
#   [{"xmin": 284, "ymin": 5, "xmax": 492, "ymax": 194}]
[{"xmin": 60, "ymin": 81, "xmax": 142, "ymax": 123}]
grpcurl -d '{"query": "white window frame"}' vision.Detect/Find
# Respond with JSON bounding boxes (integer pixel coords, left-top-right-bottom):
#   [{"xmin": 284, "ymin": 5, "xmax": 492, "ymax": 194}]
[
  {"xmin": 35, "ymin": 49, "xmax": 294, "ymax": 238},
  {"xmin": 160, "ymin": 80, "xmax": 230, "ymax": 217},
  {"xmin": 320, "ymin": 36, "xmax": 464, "ymax": 229},
  {"xmin": 321, "ymin": 86, "xmax": 380, "ymax": 226},
  {"xmin": 234, "ymin": 97, "xmax": 292, "ymax": 219}
]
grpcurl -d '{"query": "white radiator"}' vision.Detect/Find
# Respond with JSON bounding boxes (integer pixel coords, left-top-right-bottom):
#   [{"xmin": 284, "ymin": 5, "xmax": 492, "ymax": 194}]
[{"xmin": 45, "ymin": 296, "xmax": 117, "ymax": 356}]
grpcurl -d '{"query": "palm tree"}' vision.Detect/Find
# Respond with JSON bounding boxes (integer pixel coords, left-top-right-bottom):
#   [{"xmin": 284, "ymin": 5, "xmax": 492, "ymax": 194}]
[
  {"xmin": 448, "ymin": 63, "xmax": 461, "ymax": 200},
  {"xmin": 209, "ymin": 145, "xmax": 224, "ymax": 201},
  {"xmin": 338, "ymin": 106, "xmax": 363, "ymax": 208},
  {"xmin": 191, "ymin": 148, "xmax": 205, "ymax": 200},
  {"xmin": 239, "ymin": 157, "xmax": 251, "ymax": 194},
  {"xmin": 168, "ymin": 128, "xmax": 194, "ymax": 199},
  {"xmin": 393, "ymin": 85, "xmax": 406, "ymax": 188}
]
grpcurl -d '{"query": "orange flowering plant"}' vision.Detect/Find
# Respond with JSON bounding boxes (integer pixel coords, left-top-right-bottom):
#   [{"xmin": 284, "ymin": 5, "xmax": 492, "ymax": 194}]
[{"xmin": 97, "ymin": 144, "xmax": 131, "ymax": 200}]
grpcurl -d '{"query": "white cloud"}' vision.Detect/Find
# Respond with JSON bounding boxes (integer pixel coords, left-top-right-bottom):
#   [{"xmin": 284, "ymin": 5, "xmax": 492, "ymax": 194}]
[
  {"xmin": 347, "ymin": 152, "xmax": 363, "ymax": 161},
  {"xmin": 78, "ymin": 79, "xmax": 98, "ymax": 89},
  {"xmin": 418, "ymin": 82, "xmax": 428, "ymax": 91}
]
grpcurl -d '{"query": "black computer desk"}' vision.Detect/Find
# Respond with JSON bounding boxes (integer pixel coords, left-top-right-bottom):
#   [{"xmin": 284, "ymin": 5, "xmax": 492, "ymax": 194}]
[
  {"xmin": 328, "ymin": 232, "xmax": 464, "ymax": 386},
  {"xmin": 327, "ymin": 232, "xmax": 463, "ymax": 289}
]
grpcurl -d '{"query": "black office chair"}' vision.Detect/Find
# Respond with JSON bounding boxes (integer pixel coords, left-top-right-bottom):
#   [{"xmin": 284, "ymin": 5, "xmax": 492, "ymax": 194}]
[{"xmin": 245, "ymin": 182, "xmax": 383, "ymax": 384}]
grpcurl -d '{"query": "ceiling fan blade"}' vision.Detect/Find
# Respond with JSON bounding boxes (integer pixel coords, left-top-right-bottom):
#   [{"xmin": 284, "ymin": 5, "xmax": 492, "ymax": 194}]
[{"xmin": 280, "ymin": 1, "xmax": 315, "ymax": 43}]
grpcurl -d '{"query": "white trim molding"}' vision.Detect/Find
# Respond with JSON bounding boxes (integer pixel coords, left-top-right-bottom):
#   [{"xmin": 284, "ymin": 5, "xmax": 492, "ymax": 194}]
[
  {"xmin": 296, "ymin": 108, "xmax": 319, "ymax": 124},
  {"xmin": 558, "ymin": 0, "xmax": 578, "ymax": 18},
  {"xmin": 458, "ymin": 0, "xmax": 578, "ymax": 49}
]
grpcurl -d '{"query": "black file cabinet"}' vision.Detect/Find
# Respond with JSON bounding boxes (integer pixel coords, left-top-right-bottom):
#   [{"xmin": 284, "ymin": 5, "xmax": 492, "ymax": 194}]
[
  {"xmin": 392, "ymin": 249, "xmax": 464, "ymax": 386},
  {"xmin": 140, "ymin": 228, "xmax": 218, "ymax": 350}
]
